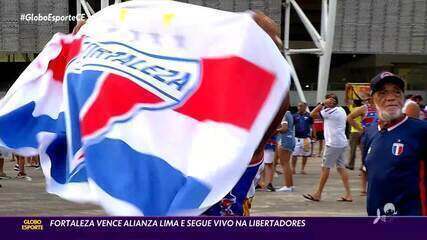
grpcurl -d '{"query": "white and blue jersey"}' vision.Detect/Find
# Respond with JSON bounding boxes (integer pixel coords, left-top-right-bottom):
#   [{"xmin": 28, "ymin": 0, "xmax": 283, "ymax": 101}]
[
  {"xmin": 203, "ymin": 153, "xmax": 263, "ymax": 216},
  {"xmin": 364, "ymin": 116, "xmax": 427, "ymax": 216}
]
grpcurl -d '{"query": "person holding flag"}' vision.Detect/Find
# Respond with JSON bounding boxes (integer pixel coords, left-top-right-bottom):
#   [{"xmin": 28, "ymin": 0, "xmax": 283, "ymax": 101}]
[{"xmin": 0, "ymin": 1, "xmax": 291, "ymax": 216}]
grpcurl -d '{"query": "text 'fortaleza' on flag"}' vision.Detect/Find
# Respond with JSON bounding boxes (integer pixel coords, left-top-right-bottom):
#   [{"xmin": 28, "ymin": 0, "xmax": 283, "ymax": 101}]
[{"xmin": 0, "ymin": 0, "xmax": 291, "ymax": 216}]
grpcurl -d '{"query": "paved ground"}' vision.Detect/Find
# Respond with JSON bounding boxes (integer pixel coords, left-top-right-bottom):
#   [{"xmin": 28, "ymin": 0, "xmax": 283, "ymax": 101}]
[
  {"xmin": 251, "ymin": 150, "xmax": 366, "ymax": 216},
  {"xmin": 0, "ymin": 146, "xmax": 366, "ymax": 216}
]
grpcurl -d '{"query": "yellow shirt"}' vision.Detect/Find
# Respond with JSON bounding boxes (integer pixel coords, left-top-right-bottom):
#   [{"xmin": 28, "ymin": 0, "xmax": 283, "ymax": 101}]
[{"xmin": 348, "ymin": 105, "xmax": 362, "ymax": 133}]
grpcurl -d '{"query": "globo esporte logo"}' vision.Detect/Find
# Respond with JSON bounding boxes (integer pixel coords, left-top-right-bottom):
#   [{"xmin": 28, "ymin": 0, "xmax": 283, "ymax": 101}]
[{"xmin": 21, "ymin": 219, "xmax": 43, "ymax": 231}]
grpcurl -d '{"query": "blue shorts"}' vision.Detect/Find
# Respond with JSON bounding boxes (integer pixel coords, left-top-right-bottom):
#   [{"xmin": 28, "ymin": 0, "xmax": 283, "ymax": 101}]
[{"xmin": 280, "ymin": 135, "xmax": 295, "ymax": 152}]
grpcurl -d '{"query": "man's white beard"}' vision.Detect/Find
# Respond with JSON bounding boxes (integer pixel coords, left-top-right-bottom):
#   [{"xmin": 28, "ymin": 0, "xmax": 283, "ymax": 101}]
[{"xmin": 379, "ymin": 109, "xmax": 403, "ymax": 121}]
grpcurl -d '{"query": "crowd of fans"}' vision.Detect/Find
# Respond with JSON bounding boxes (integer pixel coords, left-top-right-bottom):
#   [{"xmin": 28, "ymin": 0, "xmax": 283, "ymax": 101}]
[{"xmin": 254, "ymin": 74, "xmax": 426, "ymax": 214}]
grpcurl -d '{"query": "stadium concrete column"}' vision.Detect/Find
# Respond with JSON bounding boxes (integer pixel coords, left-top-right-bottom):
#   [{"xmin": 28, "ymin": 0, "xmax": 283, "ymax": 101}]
[
  {"xmin": 101, "ymin": 0, "xmax": 109, "ymax": 9},
  {"xmin": 321, "ymin": 0, "xmax": 328, "ymax": 37},
  {"xmin": 77, "ymin": 0, "xmax": 81, "ymax": 15},
  {"xmin": 316, "ymin": 0, "xmax": 337, "ymax": 102}
]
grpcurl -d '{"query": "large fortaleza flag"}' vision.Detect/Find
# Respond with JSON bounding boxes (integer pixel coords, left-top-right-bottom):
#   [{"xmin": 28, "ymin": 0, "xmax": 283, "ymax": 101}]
[{"xmin": 0, "ymin": 0, "xmax": 290, "ymax": 215}]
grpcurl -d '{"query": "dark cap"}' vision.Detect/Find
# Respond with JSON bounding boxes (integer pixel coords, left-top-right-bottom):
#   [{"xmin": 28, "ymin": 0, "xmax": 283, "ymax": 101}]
[{"xmin": 370, "ymin": 71, "xmax": 405, "ymax": 95}]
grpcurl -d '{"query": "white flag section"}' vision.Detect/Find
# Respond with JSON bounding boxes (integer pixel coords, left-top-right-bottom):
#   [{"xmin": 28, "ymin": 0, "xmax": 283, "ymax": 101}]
[{"xmin": 0, "ymin": 0, "xmax": 290, "ymax": 215}]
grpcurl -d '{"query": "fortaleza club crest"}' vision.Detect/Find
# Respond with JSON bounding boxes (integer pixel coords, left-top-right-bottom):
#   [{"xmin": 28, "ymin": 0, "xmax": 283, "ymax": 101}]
[
  {"xmin": 67, "ymin": 37, "xmax": 201, "ymax": 140},
  {"xmin": 392, "ymin": 142, "xmax": 404, "ymax": 156}
]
